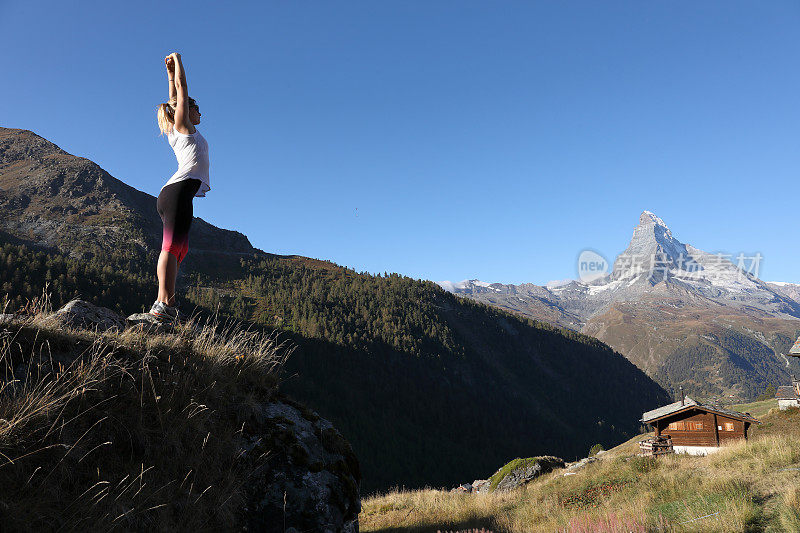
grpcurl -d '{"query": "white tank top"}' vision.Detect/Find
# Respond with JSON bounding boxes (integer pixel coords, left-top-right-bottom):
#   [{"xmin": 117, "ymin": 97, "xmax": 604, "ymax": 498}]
[{"xmin": 162, "ymin": 127, "xmax": 211, "ymax": 197}]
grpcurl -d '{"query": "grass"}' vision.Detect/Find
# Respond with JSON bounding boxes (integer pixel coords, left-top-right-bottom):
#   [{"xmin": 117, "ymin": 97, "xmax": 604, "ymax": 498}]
[
  {"xmin": 5, "ymin": 292, "xmax": 796, "ymax": 532},
  {"xmin": 729, "ymin": 398, "xmax": 776, "ymax": 419},
  {"xmin": 0, "ymin": 298, "xmax": 290, "ymax": 531},
  {"xmin": 360, "ymin": 408, "xmax": 800, "ymax": 532}
]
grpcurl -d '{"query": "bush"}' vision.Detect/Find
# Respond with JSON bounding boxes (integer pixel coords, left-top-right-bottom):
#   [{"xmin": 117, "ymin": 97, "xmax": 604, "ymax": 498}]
[
  {"xmin": 589, "ymin": 443, "xmax": 605, "ymax": 456},
  {"xmin": 756, "ymin": 384, "xmax": 777, "ymax": 401}
]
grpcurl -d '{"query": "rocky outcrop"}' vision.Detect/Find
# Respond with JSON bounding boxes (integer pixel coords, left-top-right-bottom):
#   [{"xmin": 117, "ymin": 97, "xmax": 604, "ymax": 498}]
[
  {"xmin": 241, "ymin": 398, "xmax": 361, "ymax": 532},
  {"xmin": 562, "ymin": 449, "xmax": 610, "ymax": 476},
  {"xmin": 34, "ymin": 298, "xmax": 175, "ymax": 334},
  {"xmin": 41, "ymin": 299, "xmax": 127, "ymax": 332},
  {"xmin": 563, "ymin": 456, "xmax": 599, "ymax": 474},
  {"xmin": 30, "ymin": 299, "xmax": 361, "ymax": 531},
  {"xmin": 490, "ymin": 456, "xmax": 565, "ymax": 492},
  {"xmin": 455, "ymin": 456, "xmax": 565, "ymax": 494},
  {"xmin": 471, "ymin": 479, "xmax": 490, "ymax": 493}
]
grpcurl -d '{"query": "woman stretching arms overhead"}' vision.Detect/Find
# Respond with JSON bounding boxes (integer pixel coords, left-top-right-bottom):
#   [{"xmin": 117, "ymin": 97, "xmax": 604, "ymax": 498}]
[{"xmin": 150, "ymin": 52, "xmax": 210, "ymax": 322}]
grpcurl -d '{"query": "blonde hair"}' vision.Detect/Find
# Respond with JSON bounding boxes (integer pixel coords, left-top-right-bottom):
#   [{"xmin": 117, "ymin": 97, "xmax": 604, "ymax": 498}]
[{"xmin": 156, "ymin": 97, "xmax": 197, "ymax": 135}]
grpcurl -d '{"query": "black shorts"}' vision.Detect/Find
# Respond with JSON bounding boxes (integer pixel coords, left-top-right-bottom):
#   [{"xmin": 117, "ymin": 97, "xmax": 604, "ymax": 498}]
[{"xmin": 156, "ymin": 179, "xmax": 201, "ymax": 265}]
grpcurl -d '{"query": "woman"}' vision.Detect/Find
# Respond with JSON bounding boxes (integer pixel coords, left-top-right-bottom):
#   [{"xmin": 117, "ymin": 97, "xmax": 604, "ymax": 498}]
[{"xmin": 149, "ymin": 52, "xmax": 210, "ymax": 322}]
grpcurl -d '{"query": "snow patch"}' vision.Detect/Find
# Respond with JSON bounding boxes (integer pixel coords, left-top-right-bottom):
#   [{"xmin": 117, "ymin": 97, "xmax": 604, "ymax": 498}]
[
  {"xmin": 436, "ymin": 279, "xmax": 500, "ymax": 292},
  {"xmin": 641, "ymin": 210, "xmax": 670, "ymax": 230},
  {"xmin": 546, "ymin": 279, "xmax": 573, "ymax": 288}
]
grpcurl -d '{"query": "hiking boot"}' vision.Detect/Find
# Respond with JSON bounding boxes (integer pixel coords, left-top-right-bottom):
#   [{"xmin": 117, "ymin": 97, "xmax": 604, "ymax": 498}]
[{"xmin": 149, "ymin": 300, "xmax": 178, "ymax": 322}]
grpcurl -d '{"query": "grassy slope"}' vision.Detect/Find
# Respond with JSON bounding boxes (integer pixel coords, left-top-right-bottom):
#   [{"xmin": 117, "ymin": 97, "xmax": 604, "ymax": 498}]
[
  {"xmin": 0, "ymin": 311, "xmax": 287, "ymax": 531},
  {"xmin": 730, "ymin": 398, "xmax": 778, "ymax": 419},
  {"xmin": 360, "ymin": 406, "xmax": 800, "ymax": 532}
]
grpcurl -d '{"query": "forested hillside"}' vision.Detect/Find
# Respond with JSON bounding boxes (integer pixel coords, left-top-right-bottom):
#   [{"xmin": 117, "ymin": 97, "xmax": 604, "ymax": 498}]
[
  {"xmin": 0, "ymin": 127, "xmax": 671, "ymax": 493},
  {"xmin": 0, "ymin": 234, "xmax": 670, "ymax": 492}
]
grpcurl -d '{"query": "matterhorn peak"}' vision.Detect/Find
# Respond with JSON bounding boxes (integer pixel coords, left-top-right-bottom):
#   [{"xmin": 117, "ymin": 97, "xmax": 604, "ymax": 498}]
[
  {"xmin": 638, "ymin": 211, "xmax": 672, "ymax": 238},
  {"xmin": 610, "ymin": 211, "xmax": 689, "ymax": 283},
  {"xmin": 625, "ymin": 211, "xmax": 682, "ymax": 256}
]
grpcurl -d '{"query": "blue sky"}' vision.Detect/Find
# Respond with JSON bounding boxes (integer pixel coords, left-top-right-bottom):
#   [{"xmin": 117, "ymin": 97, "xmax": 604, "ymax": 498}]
[{"xmin": 1, "ymin": 1, "xmax": 798, "ymax": 284}]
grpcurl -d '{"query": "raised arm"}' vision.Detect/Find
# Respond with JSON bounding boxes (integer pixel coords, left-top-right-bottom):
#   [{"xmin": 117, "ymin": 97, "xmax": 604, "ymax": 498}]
[
  {"xmin": 171, "ymin": 53, "xmax": 194, "ymax": 134},
  {"xmin": 165, "ymin": 55, "xmax": 177, "ymax": 102}
]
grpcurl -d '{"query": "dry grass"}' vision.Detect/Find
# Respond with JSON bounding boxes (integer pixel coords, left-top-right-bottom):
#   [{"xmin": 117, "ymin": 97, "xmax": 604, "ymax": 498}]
[
  {"xmin": 361, "ymin": 409, "xmax": 800, "ymax": 532},
  {"xmin": 0, "ymin": 300, "xmax": 290, "ymax": 532},
  {"xmin": 729, "ymin": 398, "xmax": 776, "ymax": 419},
  {"xmin": 779, "ymin": 484, "xmax": 800, "ymax": 531}
]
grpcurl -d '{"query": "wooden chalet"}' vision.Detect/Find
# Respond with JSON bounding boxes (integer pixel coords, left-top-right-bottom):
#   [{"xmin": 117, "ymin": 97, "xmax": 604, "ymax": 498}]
[
  {"xmin": 641, "ymin": 395, "xmax": 759, "ymax": 455},
  {"xmin": 776, "ymin": 377, "xmax": 800, "ymax": 410}
]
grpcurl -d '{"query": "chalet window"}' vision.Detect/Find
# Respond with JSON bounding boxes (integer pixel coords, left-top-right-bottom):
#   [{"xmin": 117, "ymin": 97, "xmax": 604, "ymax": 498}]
[
  {"xmin": 724, "ymin": 422, "xmax": 734, "ymax": 432},
  {"xmin": 687, "ymin": 421, "xmax": 703, "ymax": 431},
  {"xmin": 668, "ymin": 421, "xmax": 685, "ymax": 430}
]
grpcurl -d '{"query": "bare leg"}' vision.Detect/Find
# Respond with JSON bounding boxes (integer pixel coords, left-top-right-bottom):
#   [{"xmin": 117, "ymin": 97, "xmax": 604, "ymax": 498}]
[{"xmin": 156, "ymin": 250, "xmax": 178, "ymax": 306}]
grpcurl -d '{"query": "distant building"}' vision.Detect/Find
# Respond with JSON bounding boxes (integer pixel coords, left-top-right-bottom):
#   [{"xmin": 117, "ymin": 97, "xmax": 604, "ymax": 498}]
[
  {"xmin": 641, "ymin": 394, "xmax": 759, "ymax": 456},
  {"xmin": 776, "ymin": 377, "xmax": 800, "ymax": 410}
]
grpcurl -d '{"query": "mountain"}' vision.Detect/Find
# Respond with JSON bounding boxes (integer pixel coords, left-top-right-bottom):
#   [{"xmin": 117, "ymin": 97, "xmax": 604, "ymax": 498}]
[
  {"xmin": 767, "ymin": 281, "xmax": 800, "ymax": 305},
  {"xmin": 0, "ymin": 128, "xmax": 253, "ymax": 273},
  {"xmin": 0, "ymin": 127, "xmax": 671, "ymax": 493},
  {"xmin": 438, "ymin": 211, "xmax": 800, "ymax": 400}
]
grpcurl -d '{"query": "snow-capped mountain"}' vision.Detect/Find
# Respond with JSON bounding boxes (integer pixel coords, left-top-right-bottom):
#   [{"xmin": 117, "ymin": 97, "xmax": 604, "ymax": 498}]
[
  {"xmin": 440, "ymin": 211, "xmax": 800, "ymax": 325},
  {"xmin": 437, "ymin": 211, "xmax": 800, "ymax": 400},
  {"xmin": 766, "ymin": 281, "xmax": 800, "ymax": 305}
]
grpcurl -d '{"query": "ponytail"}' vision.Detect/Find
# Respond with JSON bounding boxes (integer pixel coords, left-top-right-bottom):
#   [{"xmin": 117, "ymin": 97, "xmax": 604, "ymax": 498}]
[
  {"xmin": 157, "ymin": 99, "xmax": 176, "ymax": 135},
  {"xmin": 156, "ymin": 96, "xmax": 198, "ymax": 135}
]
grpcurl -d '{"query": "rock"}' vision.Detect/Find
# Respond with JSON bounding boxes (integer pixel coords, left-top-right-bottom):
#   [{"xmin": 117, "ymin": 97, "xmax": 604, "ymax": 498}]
[
  {"xmin": 239, "ymin": 396, "xmax": 360, "ymax": 533},
  {"xmin": 450, "ymin": 483, "xmax": 472, "ymax": 493},
  {"xmin": 43, "ymin": 299, "xmax": 126, "ymax": 332},
  {"xmin": 125, "ymin": 313, "xmax": 176, "ymax": 334},
  {"xmin": 29, "ymin": 299, "xmax": 197, "ymax": 336},
  {"xmin": 564, "ymin": 456, "xmax": 598, "ymax": 472},
  {"xmin": 0, "ymin": 314, "xmax": 18, "ymax": 324},
  {"xmin": 472, "ymin": 479, "xmax": 490, "ymax": 494},
  {"xmin": 493, "ymin": 456, "xmax": 565, "ymax": 492}
]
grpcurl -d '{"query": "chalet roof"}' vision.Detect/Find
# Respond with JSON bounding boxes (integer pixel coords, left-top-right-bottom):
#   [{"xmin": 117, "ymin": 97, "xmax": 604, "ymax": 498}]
[
  {"xmin": 641, "ymin": 397, "xmax": 698, "ymax": 423},
  {"xmin": 776, "ymin": 386, "xmax": 798, "ymax": 400},
  {"xmin": 641, "ymin": 397, "xmax": 759, "ymax": 424},
  {"xmin": 701, "ymin": 404, "xmax": 760, "ymax": 424}
]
